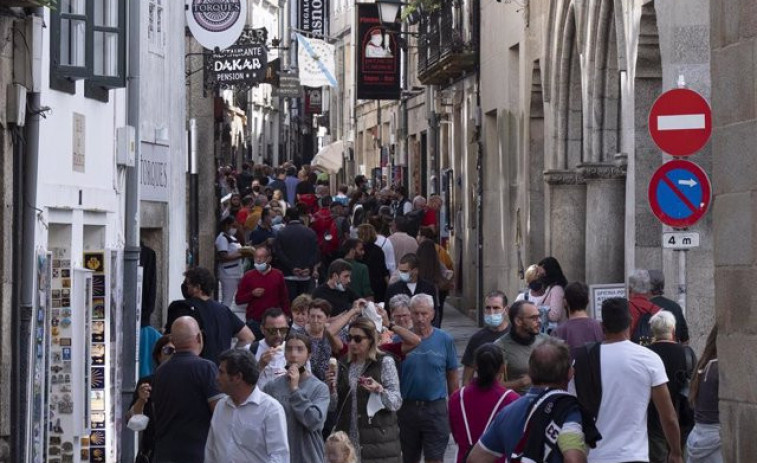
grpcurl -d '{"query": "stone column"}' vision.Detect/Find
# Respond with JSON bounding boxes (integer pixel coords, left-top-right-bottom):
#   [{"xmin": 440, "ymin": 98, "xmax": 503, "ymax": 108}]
[
  {"xmin": 544, "ymin": 170, "xmax": 587, "ymax": 283},
  {"xmin": 579, "ymin": 162, "xmax": 626, "ymax": 285}
]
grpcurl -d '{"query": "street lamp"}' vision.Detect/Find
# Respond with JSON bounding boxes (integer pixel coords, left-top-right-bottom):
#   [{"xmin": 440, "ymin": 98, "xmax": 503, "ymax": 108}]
[{"xmin": 376, "ymin": 0, "xmax": 402, "ymax": 26}]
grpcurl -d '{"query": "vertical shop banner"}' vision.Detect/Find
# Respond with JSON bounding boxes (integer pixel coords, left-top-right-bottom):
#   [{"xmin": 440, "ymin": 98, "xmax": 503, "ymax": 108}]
[
  {"xmin": 356, "ymin": 4, "xmax": 401, "ymax": 100},
  {"xmin": 299, "ymin": 0, "xmax": 329, "ymax": 37}
]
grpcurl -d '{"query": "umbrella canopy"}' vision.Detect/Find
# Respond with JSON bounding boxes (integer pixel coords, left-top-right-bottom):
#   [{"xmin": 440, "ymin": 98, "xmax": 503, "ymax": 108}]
[{"xmin": 311, "ymin": 140, "xmax": 345, "ymax": 174}]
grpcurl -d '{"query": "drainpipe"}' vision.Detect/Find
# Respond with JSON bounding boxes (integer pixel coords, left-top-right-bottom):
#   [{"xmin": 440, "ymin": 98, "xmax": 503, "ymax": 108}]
[
  {"xmin": 12, "ymin": 8, "xmax": 44, "ymax": 461},
  {"xmin": 121, "ymin": 0, "xmax": 141, "ymax": 461}
]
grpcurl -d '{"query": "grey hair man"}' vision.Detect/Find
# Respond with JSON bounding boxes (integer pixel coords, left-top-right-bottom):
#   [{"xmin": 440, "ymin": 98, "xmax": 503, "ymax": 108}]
[
  {"xmin": 397, "ymin": 293, "xmax": 459, "ymax": 463},
  {"xmin": 648, "ymin": 269, "xmax": 690, "ymax": 344},
  {"xmin": 627, "ymin": 269, "xmax": 662, "ymax": 343}
]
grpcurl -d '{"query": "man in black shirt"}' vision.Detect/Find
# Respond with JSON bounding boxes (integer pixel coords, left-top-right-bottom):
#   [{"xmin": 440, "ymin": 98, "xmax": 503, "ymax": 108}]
[
  {"xmin": 311, "ymin": 259, "xmax": 359, "ymax": 316},
  {"xmin": 648, "ymin": 269, "xmax": 690, "ymax": 344},
  {"xmin": 384, "ymin": 253, "xmax": 438, "ymax": 316},
  {"xmin": 153, "ymin": 316, "xmax": 224, "ymax": 463},
  {"xmin": 461, "ymin": 290, "xmax": 510, "ymax": 385},
  {"xmin": 167, "ymin": 267, "xmax": 255, "ymax": 364}
]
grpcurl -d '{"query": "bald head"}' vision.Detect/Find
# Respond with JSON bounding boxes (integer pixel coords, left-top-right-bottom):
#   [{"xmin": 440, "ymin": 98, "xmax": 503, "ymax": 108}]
[
  {"xmin": 170, "ymin": 316, "xmax": 203, "ymax": 354},
  {"xmin": 528, "ymin": 338, "xmax": 572, "ymax": 387}
]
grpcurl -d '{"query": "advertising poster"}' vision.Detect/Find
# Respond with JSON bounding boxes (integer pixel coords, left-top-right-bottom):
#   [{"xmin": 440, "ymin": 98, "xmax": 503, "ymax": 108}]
[{"xmin": 356, "ymin": 4, "xmax": 401, "ymax": 100}]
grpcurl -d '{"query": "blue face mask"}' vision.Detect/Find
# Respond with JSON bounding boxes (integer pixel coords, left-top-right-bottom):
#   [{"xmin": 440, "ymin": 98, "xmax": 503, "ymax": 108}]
[
  {"xmin": 398, "ymin": 271, "xmax": 411, "ymax": 283},
  {"xmin": 254, "ymin": 263, "xmax": 268, "ymax": 272},
  {"xmin": 484, "ymin": 313, "xmax": 504, "ymax": 328}
]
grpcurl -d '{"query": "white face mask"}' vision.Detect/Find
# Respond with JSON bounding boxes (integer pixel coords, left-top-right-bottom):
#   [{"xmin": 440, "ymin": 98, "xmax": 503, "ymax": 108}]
[
  {"xmin": 228, "ymin": 228, "xmax": 237, "ymax": 236},
  {"xmin": 127, "ymin": 414, "xmax": 150, "ymax": 432},
  {"xmin": 254, "ymin": 263, "xmax": 268, "ymax": 272},
  {"xmin": 335, "ymin": 282, "xmax": 346, "ymax": 292}
]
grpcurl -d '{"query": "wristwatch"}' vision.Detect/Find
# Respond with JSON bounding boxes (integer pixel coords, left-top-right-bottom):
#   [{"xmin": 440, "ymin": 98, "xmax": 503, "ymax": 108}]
[{"xmin": 387, "ymin": 322, "xmax": 396, "ymax": 331}]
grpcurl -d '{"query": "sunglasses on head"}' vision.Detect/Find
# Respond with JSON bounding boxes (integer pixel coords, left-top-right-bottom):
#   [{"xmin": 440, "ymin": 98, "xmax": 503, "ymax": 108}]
[
  {"xmin": 161, "ymin": 345, "xmax": 175, "ymax": 355},
  {"xmin": 348, "ymin": 334, "xmax": 368, "ymax": 343}
]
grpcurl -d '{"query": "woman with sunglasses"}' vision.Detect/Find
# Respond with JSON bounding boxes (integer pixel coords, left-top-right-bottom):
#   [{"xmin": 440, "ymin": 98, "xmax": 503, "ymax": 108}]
[
  {"xmin": 127, "ymin": 335, "xmax": 175, "ymax": 463},
  {"xmin": 329, "ymin": 317, "xmax": 402, "ymax": 463},
  {"xmin": 263, "ymin": 332, "xmax": 331, "ymax": 463}
]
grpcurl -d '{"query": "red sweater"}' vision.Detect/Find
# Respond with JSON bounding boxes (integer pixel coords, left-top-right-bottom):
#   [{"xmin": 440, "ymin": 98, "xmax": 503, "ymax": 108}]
[{"xmin": 235, "ymin": 267, "xmax": 290, "ymax": 321}]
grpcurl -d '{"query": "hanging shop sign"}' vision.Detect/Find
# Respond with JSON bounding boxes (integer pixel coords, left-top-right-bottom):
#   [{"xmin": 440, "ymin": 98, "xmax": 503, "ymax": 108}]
[
  {"xmin": 299, "ymin": 0, "xmax": 329, "ymax": 37},
  {"xmin": 186, "ymin": 0, "xmax": 247, "ymax": 51},
  {"xmin": 305, "ymin": 87, "xmax": 323, "ymax": 114},
  {"xmin": 356, "ymin": 4, "xmax": 401, "ymax": 100},
  {"xmin": 205, "ymin": 27, "xmax": 269, "ymax": 91}
]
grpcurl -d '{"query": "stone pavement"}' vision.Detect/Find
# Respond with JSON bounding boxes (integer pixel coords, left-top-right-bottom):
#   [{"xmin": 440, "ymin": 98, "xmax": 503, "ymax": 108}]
[{"xmin": 438, "ymin": 302, "xmax": 480, "ymax": 463}]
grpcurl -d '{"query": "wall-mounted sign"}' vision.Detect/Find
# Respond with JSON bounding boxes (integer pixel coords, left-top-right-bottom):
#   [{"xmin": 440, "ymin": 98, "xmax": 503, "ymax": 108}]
[
  {"xmin": 140, "ymin": 143, "xmax": 169, "ymax": 203},
  {"xmin": 274, "ymin": 75, "xmax": 302, "ymax": 98},
  {"xmin": 186, "ymin": 0, "xmax": 247, "ymax": 51},
  {"xmin": 299, "ymin": 0, "xmax": 328, "ymax": 37},
  {"xmin": 305, "ymin": 87, "xmax": 323, "ymax": 114},
  {"xmin": 356, "ymin": 4, "xmax": 401, "ymax": 100},
  {"xmin": 205, "ymin": 27, "xmax": 269, "ymax": 91}
]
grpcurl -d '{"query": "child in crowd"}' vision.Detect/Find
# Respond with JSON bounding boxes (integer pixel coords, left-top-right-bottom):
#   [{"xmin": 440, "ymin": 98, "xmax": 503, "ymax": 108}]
[{"xmin": 325, "ymin": 432, "xmax": 358, "ymax": 463}]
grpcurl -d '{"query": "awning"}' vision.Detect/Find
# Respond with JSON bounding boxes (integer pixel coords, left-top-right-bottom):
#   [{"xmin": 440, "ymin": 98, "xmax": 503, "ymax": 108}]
[{"xmin": 311, "ymin": 140, "xmax": 345, "ymax": 174}]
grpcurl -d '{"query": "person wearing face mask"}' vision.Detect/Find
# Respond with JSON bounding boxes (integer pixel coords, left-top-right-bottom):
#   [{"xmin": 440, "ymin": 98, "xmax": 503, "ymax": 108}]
[
  {"xmin": 515, "ymin": 264, "xmax": 548, "ymax": 304},
  {"xmin": 236, "ymin": 246, "xmax": 291, "ymax": 340},
  {"xmin": 311, "ymin": 259, "xmax": 360, "ymax": 317},
  {"xmin": 493, "ymin": 300, "xmax": 550, "ymax": 395},
  {"xmin": 216, "ymin": 215, "xmax": 245, "ymax": 308},
  {"xmin": 461, "ymin": 290, "xmax": 510, "ymax": 386},
  {"xmin": 384, "ymin": 253, "xmax": 438, "ymax": 317}
]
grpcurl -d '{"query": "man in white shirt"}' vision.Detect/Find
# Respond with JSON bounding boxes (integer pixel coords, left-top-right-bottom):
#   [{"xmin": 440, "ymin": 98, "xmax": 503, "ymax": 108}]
[
  {"xmin": 575, "ymin": 297, "xmax": 682, "ymax": 463},
  {"xmin": 250, "ymin": 307, "xmax": 290, "ymax": 390},
  {"xmin": 205, "ymin": 348, "xmax": 289, "ymax": 463}
]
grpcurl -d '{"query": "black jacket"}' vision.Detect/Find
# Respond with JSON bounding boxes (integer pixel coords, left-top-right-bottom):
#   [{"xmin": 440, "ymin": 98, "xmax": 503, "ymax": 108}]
[{"xmin": 273, "ymin": 221, "xmax": 320, "ymax": 276}]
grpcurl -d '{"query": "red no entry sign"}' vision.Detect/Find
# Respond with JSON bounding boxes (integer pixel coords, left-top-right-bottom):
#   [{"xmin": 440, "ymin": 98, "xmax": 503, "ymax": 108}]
[
  {"xmin": 648, "ymin": 88, "xmax": 712, "ymax": 156},
  {"xmin": 648, "ymin": 159, "xmax": 711, "ymax": 228}
]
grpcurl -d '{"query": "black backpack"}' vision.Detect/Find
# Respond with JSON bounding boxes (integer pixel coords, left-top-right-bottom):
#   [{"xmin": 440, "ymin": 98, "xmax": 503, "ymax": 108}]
[
  {"xmin": 631, "ymin": 307, "xmax": 655, "ymax": 346},
  {"xmin": 572, "ymin": 342, "xmax": 603, "ymax": 448}
]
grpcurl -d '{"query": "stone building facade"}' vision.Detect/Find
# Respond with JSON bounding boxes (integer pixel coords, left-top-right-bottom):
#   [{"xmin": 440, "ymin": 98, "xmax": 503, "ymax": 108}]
[
  {"xmin": 474, "ymin": 0, "xmax": 715, "ymax": 348},
  {"xmin": 711, "ymin": 0, "xmax": 757, "ymax": 458}
]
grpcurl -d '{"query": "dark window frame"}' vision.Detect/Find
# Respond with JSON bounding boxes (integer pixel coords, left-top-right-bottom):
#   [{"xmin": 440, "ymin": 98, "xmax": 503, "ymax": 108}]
[{"xmin": 50, "ymin": 0, "xmax": 127, "ymax": 97}]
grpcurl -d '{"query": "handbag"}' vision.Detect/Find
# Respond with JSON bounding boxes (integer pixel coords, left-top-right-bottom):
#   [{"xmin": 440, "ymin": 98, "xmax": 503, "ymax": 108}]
[{"xmin": 459, "ymin": 386, "xmax": 512, "ymax": 458}]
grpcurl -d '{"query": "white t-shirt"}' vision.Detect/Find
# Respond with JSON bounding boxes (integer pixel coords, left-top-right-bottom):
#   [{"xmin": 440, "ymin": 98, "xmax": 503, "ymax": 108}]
[
  {"xmin": 215, "ymin": 232, "xmax": 242, "ymax": 278},
  {"xmin": 588, "ymin": 340, "xmax": 668, "ymax": 463}
]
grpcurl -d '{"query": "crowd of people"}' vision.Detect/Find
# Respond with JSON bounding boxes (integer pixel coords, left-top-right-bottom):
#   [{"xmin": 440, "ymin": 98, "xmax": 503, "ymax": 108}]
[{"xmin": 125, "ymin": 161, "xmax": 721, "ymax": 463}]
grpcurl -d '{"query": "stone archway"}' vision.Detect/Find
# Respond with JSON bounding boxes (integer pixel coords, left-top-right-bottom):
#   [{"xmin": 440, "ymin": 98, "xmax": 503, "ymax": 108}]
[
  {"xmin": 581, "ymin": 0, "xmax": 626, "ymax": 285},
  {"xmin": 545, "ymin": 2, "xmax": 587, "ymax": 283}
]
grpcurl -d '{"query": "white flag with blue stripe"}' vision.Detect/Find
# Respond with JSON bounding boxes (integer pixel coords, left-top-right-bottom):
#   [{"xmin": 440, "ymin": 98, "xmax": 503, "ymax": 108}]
[{"xmin": 296, "ymin": 33, "xmax": 338, "ymax": 88}]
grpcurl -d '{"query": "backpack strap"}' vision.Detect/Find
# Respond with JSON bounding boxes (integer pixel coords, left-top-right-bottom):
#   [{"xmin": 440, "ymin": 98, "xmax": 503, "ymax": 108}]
[
  {"xmin": 459, "ymin": 387, "xmax": 474, "ymax": 446},
  {"xmin": 460, "ymin": 387, "xmax": 513, "ymax": 447}
]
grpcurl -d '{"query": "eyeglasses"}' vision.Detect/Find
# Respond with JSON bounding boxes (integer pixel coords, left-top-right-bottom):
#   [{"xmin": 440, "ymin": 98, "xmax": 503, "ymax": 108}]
[
  {"xmin": 348, "ymin": 334, "xmax": 368, "ymax": 343},
  {"xmin": 161, "ymin": 346, "xmax": 175, "ymax": 356},
  {"xmin": 264, "ymin": 327, "xmax": 289, "ymax": 336}
]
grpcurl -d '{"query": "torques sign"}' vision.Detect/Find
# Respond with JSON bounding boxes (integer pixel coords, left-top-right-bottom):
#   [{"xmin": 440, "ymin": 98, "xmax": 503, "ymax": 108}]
[{"xmin": 186, "ymin": 0, "xmax": 247, "ymax": 51}]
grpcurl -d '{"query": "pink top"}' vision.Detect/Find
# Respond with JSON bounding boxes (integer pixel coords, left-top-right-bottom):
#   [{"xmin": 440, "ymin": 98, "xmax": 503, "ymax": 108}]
[{"xmin": 448, "ymin": 381, "xmax": 520, "ymax": 463}]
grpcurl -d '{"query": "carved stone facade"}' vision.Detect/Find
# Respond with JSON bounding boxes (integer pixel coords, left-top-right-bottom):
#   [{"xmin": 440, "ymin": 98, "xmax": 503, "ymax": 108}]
[{"xmin": 479, "ymin": 0, "xmax": 714, "ymax": 349}]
